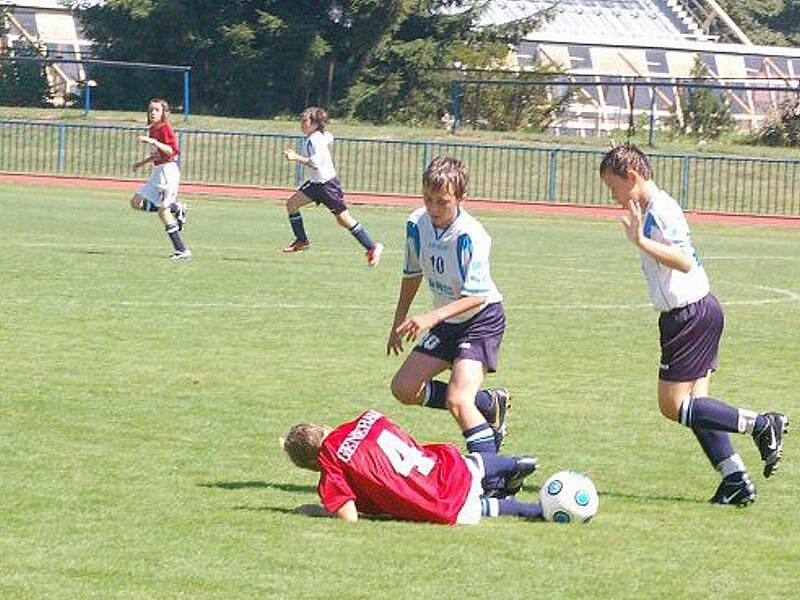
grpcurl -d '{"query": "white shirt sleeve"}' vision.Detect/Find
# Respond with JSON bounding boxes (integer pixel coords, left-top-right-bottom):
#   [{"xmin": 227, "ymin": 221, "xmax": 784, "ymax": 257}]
[{"xmin": 403, "ymin": 219, "xmax": 422, "ymax": 277}]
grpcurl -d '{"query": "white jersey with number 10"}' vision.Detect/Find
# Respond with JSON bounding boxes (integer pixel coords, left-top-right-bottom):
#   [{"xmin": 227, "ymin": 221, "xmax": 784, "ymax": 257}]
[{"xmin": 403, "ymin": 206, "xmax": 502, "ymax": 323}]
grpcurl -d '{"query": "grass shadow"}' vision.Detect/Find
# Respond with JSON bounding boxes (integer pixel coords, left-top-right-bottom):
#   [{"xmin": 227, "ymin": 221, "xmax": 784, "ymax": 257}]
[
  {"xmin": 600, "ymin": 489, "xmax": 707, "ymax": 504},
  {"xmin": 199, "ymin": 480, "xmax": 316, "ymax": 493}
]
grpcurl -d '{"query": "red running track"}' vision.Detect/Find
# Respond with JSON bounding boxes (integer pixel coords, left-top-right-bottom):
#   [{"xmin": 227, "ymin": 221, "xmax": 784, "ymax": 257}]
[{"xmin": 2, "ymin": 172, "xmax": 799, "ymax": 228}]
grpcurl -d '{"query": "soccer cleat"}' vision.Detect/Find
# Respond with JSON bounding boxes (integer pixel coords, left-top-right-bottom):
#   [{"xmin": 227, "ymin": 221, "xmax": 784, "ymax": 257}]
[
  {"xmin": 486, "ymin": 388, "xmax": 511, "ymax": 450},
  {"xmin": 752, "ymin": 412, "xmax": 789, "ymax": 478},
  {"xmin": 282, "ymin": 239, "xmax": 310, "ymax": 253},
  {"xmin": 170, "ymin": 249, "xmax": 192, "ymax": 261},
  {"xmin": 710, "ymin": 472, "xmax": 756, "ymax": 507},
  {"xmin": 366, "ymin": 242, "xmax": 384, "ymax": 267},
  {"xmin": 174, "ymin": 202, "xmax": 189, "ymax": 231},
  {"xmin": 502, "ymin": 455, "xmax": 539, "ymax": 498}
]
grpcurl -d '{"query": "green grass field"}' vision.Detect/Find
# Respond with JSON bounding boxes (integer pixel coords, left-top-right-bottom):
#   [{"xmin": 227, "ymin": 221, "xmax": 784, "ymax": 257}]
[{"xmin": 1, "ymin": 184, "xmax": 798, "ymax": 598}]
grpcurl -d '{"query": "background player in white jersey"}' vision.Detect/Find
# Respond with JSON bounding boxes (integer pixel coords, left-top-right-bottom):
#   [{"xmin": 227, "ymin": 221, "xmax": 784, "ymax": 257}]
[
  {"xmin": 281, "ymin": 107, "xmax": 384, "ymax": 267},
  {"xmin": 600, "ymin": 143, "xmax": 788, "ymax": 506},
  {"xmin": 387, "ymin": 156, "xmax": 510, "ymax": 457},
  {"xmin": 282, "ymin": 409, "xmax": 540, "ymax": 524}
]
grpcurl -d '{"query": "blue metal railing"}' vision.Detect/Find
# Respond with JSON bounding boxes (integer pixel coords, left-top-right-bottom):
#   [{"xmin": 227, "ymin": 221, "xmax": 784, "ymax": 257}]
[{"xmin": 0, "ymin": 119, "xmax": 797, "ymax": 215}]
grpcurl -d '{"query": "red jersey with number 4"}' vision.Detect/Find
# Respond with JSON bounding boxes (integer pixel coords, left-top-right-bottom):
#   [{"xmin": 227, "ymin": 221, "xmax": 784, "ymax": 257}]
[
  {"xmin": 149, "ymin": 121, "xmax": 180, "ymax": 165},
  {"xmin": 316, "ymin": 410, "xmax": 472, "ymax": 524}
]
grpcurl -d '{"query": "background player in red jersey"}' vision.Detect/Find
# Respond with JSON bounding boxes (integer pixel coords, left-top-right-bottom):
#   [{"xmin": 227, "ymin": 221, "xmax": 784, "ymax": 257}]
[
  {"xmin": 130, "ymin": 99, "xmax": 191, "ymax": 260},
  {"xmin": 282, "ymin": 409, "xmax": 541, "ymax": 524}
]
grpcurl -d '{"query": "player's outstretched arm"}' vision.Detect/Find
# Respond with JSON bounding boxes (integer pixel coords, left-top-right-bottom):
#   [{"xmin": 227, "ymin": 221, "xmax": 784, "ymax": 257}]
[
  {"xmin": 396, "ymin": 295, "xmax": 485, "ymax": 343},
  {"xmin": 387, "ymin": 275, "xmax": 422, "ymax": 355},
  {"xmin": 283, "ymin": 148, "xmax": 312, "ymax": 167},
  {"xmin": 139, "ymin": 135, "xmax": 176, "ymax": 157},
  {"xmin": 621, "ymin": 201, "xmax": 693, "ymax": 273}
]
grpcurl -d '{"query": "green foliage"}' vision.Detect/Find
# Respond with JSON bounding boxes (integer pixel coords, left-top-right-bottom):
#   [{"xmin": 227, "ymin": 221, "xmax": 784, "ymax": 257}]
[
  {"xmin": 456, "ymin": 67, "xmax": 571, "ymax": 132},
  {"xmin": 666, "ymin": 58, "xmax": 735, "ymax": 139},
  {"xmin": 748, "ymin": 96, "xmax": 800, "ymax": 146},
  {"xmin": 344, "ymin": 1, "xmax": 558, "ymax": 125},
  {"xmin": 69, "ymin": 0, "xmax": 554, "ymax": 121},
  {"xmin": 714, "ymin": 0, "xmax": 800, "ymax": 45}
]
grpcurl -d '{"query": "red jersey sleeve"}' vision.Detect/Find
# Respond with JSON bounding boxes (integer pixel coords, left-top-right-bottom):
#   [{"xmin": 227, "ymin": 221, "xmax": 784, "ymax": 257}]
[{"xmin": 317, "ymin": 459, "xmax": 356, "ymax": 514}]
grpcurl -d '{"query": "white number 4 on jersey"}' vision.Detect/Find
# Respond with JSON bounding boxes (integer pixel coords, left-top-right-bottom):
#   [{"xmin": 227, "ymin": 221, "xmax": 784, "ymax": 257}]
[{"xmin": 377, "ymin": 430, "xmax": 435, "ymax": 477}]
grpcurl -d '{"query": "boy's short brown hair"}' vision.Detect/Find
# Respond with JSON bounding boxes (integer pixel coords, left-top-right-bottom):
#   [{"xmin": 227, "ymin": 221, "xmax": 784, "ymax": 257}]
[
  {"xmin": 423, "ymin": 155, "xmax": 469, "ymax": 200},
  {"xmin": 599, "ymin": 143, "xmax": 653, "ymax": 180},
  {"xmin": 282, "ymin": 424, "xmax": 327, "ymax": 471}
]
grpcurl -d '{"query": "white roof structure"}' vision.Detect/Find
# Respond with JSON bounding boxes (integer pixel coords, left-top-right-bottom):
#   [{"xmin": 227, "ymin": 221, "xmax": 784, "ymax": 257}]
[
  {"xmin": 461, "ymin": 0, "xmax": 800, "ymax": 136},
  {"xmin": 1, "ymin": 1, "xmax": 92, "ymax": 98},
  {"xmin": 478, "ymin": 0, "xmax": 707, "ymax": 43}
]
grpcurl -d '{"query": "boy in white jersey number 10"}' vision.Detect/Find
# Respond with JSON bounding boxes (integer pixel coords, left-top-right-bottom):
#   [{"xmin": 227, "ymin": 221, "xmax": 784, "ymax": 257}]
[
  {"xmin": 600, "ymin": 143, "xmax": 788, "ymax": 506},
  {"xmin": 386, "ymin": 156, "xmax": 510, "ymax": 457}
]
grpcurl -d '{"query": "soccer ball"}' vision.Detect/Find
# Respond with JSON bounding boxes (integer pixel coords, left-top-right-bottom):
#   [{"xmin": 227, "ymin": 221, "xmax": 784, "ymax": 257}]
[{"xmin": 540, "ymin": 470, "xmax": 599, "ymax": 524}]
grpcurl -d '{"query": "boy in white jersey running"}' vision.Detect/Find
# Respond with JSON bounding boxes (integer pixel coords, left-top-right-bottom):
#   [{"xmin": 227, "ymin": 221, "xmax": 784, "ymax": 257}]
[
  {"xmin": 281, "ymin": 106, "xmax": 384, "ymax": 267},
  {"xmin": 600, "ymin": 143, "xmax": 788, "ymax": 506},
  {"xmin": 387, "ymin": 156, "xmax": 510, "ymax": 458}
]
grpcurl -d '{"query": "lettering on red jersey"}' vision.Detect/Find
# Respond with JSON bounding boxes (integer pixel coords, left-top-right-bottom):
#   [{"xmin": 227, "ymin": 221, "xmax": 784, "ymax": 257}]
[{"xmin": 336, "ymin": 409, "xmax": 382, "ymax": 462}]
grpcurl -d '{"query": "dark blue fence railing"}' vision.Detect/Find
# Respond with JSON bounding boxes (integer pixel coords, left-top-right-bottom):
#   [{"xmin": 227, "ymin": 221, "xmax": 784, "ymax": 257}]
[{"xmin": 0, "ymin": 119, "xmax": 798, "ymax": 215}]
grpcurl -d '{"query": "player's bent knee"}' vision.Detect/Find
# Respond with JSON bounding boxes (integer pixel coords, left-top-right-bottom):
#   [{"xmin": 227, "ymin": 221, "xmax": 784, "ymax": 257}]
[
  {"xmin": 390, "ymin": 377, "xmax": 420, "ymax": 405},
  {"xmin": 658, "ymin": 397, "xmax": 681, "ymax": 422}
]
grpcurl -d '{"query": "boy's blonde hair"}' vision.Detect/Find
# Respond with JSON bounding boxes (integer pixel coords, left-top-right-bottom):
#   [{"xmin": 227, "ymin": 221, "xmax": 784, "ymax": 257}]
[
  {"xmin": 599, "ymin": 142, "xmax": 653, "ymax": 180},
  {"xmin": 300, "ymin": 106, "xmax": 328, "ymax": 132},
  {"xmin": 282, "ymin": 424, "xmax": 327, "ymax": 471},
  {"xmin": 423, "ymin": 155, "xmax": 469, "ymax": 200}
]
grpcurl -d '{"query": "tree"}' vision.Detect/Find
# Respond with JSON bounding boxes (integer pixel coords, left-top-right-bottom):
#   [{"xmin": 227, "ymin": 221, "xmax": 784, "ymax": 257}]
[
  {"xmin": 667, "ymin": 58, "xmax": 735, "ymax": 139},
  {"xmin": 714, "ymin": 0, "xmax": 800, "ymax": 46},
  {"xmin": 749, "ymin": 97, "xmax": 800, "ymax": 146},
  {"xmin": 343, "ymin": 1, "xmax": 556, "ymax": 125},
  {"xmin": 69, "ymin": 0, "xmax": 554, "ymax": 120}
]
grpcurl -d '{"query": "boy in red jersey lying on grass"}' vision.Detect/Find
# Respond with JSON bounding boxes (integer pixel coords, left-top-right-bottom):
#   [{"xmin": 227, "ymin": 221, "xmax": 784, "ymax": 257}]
[{"xmin": 282, "ymin": 409, "xmax": 540, "ymax": 524}]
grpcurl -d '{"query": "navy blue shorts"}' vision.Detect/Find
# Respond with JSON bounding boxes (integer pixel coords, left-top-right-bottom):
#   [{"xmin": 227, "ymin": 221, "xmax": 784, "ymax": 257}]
[
  {"xmin": 658, "ymin": 293, "xmax": 724, "ymax": 382},
  {"xmin": 299, "ymin": 178, "xmax": 347, "ymax": 215},
  {"xmin": 414, "ymin": 302, "xmax": 506, "ymax": 372}
]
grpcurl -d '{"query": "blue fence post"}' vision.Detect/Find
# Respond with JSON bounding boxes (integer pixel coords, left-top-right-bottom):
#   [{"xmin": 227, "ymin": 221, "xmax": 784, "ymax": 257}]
[
  {"xmin": 294, "ymin": 137, "xmax": 303, "ymax": 187},
  {"xmin": 680, "ymin": 156, "xmax": 690, "ymax": 208},
  {"xmin": 183, "ymin": 70, "xmax": 190, "ymax": 121},
  {"xmin": 423, "ymin": 141, "xmax": 430, "ymax": 171},
  {"xmin": 84, "ymin": 85, "xmax": 91, "ymax": 117},
  {"xmin": 548, "ymin": 149, "xmax": 559, "ymax": 201},
  {"xmin": 56, "ymin": 123, "xmax": 65, "ymax": 173}
]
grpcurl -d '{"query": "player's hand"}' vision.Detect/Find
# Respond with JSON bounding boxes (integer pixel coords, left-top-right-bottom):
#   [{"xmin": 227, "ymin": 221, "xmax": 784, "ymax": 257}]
[
  {"xmin": 395, "ymin": 313, "xmax": 436, "ymax": 343},
  {"xmin": 132, "ymin": 161, "xmax": 142, "ymax": 171},
  {"xmin": 386, "ymin": 327, "xmax": 404, "ymax": 356},
  {"xmin": 283, "ymin": 148, "xmax": 300, "ymax": 161},
  {"xmin": 620, "ymin": 200, "xmax": 643, "ymax": 245}
]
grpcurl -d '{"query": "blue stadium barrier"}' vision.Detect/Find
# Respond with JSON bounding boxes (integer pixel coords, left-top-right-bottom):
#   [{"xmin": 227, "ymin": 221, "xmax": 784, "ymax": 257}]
[{"xmin": 0, "ymin": 119, "xmax": 797, "ymax": 215}]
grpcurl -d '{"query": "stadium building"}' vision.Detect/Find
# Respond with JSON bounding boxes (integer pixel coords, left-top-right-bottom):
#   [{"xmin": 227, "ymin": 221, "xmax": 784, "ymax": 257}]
[
  {"xmin": 475, "ymin": 0, "xmax": 800, "ymax": 135},
  {"xmin": 1, "ymin": 0, "xmax": 92, "ymax": 101}
]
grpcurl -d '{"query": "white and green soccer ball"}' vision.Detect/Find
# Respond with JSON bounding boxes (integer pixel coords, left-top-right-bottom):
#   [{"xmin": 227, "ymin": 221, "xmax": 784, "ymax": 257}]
[{"xmin": 540, "ymin": 470, "xmax": 599, "ymax": 524}]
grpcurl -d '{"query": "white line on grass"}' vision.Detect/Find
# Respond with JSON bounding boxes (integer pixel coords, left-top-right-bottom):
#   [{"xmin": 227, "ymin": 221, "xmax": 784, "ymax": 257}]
[{"xmin": 3, "ymin": 284, "xmax": 797, "ymax": 311}]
